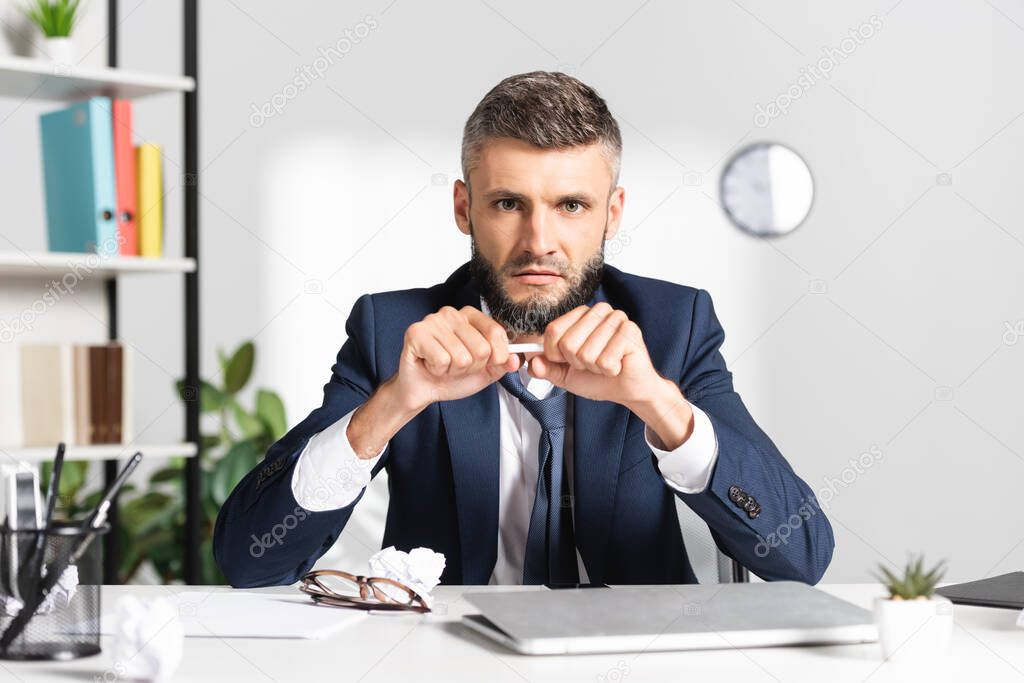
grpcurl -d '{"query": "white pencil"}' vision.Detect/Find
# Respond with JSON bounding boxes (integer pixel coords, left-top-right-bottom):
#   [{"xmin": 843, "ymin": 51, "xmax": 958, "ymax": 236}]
[{"xmin": 507, "ymin": 342, "xmax": 544, "ymax": 353}]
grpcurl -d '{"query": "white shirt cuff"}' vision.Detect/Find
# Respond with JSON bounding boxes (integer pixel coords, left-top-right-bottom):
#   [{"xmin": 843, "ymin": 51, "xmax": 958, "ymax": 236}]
[
  {"xmin": 647, "ymin": 403, "xmax": 718, "ymax": 494},
  {"xmin": 290, "ymin": 406, "xmax": 385, "ymax": 512}
]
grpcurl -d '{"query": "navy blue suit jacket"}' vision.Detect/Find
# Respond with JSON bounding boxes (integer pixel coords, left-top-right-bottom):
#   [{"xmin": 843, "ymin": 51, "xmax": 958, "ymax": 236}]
[{"xmin": 213, "ymin": 263, "xmax": 834, "ymax": 587}]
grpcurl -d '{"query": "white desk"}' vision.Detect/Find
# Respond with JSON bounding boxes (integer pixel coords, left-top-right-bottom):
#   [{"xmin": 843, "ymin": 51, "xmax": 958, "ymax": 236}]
[{"xmin": 2, "ymin": 584, "xmax": 1022, "ymax": 682}]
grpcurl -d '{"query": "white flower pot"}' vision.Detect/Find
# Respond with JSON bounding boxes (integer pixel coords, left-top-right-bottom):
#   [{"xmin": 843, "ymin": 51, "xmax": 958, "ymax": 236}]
[
  {"xmin": 873, "ymin": 595, "xmax": 953, "ymax": 663},
  {"xmin": 33, "ymin": 36, "xmax": 75, "ymax": 65}
]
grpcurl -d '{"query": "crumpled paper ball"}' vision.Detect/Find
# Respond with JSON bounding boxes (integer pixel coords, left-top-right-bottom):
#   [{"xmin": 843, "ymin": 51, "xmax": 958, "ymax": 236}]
[
  {"xmin": 368, "ymin": 546, "xmax": 445, "ymax": 607},
  {"xmin": 111, "ymin": 595, "xmax": 184, "ymax": 683},
  {"xmin": 2, "ymin": 564, "xmax": 79, "ymax": 616}
]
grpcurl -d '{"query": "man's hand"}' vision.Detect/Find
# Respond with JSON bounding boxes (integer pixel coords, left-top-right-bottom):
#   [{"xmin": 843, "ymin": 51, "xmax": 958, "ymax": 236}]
[
  {"xmin": 528, "ymin": 302, "xmax": 696, "ymax": 450},
  {"xmin": 348, "ymin": 305, "xmax": 519, "ymax": 459},
  {"xmin": 394, "ymin": 305, "xmax": 521, "ymax": 412}
]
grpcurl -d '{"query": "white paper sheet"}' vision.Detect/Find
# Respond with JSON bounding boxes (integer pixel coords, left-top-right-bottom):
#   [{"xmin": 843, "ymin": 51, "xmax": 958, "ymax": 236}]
[{"xmin": 101, "ymin": 591, "xmax": 366, "ymax": 640}]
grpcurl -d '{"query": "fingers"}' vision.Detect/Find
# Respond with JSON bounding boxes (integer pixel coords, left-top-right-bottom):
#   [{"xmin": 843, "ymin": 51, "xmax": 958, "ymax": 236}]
[
  {"xmin": 459, "ymin": 306, "xmax": 512, "ymax": 366},
  {"xmin": 544, "ymin": 302, "xmax": 635, "ymax": 375},
  {"xmin": 542, "ymin": 306, "xmax": 589, "ymax": 363},
  {"xmin": 528, "ymin": 355, "xmax": 569, "ymax": 385},
  {"xmin": 488, "ymin": 352, "xmax": 520, "ymax": 379},
  {"xmin": 406, "ymin": 305, "xmax": 514, "ymax": 377},
  {"xmin": 405, "ymin": 322, "xmax": 453, "ymax": 376},
  {"xmin": 593, "ymin": 323, "xmax": 635, "ymax": 376}
]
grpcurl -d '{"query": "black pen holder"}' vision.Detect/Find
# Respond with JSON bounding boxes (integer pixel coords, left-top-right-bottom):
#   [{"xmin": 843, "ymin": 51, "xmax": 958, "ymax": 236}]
[{"xmin": 0, "ymin": 522, "xmax": 108, "ymax": 660}]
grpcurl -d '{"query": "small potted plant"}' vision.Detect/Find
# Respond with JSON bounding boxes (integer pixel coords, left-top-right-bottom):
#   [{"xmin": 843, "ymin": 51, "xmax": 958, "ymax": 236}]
[
  {"xmin": 872, "ymin": 555, "xmax": 952, "ymax": 663},
  {"xmin": 23, "ymin": 0, "xmax": 81, "ymax": 65}
]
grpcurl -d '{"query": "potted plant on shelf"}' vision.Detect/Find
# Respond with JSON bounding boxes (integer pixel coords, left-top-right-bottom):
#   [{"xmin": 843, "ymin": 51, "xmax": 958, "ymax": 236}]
[
  {"xmin": 23, "ymin": 0, "xmax": 81, "ymax": 65},
  {"xmin": 872, "ymin": 555, "xmax": 952, "ymax": 663}
]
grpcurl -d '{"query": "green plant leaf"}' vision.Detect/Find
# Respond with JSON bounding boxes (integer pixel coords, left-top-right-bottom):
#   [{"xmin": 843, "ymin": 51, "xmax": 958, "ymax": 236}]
[
  {"xmin": 80, "ymin": 483, "xmax": 136, "ymax": 513},
  {"xmin": 255, "ymin": 389, "xmax": 287, "ymax": 439},
  {"xmin": 201, "ymin": 537, "xmax": 225, "ymax": 585},
  {"xmin": 230, "ymin": 398, "xmax": 264, "ymax": 440},
  {"xmin": 876, "ymin": 555, "xmax": 947, "ymax": 599},
  {"xmin": 148, "ymin": 532, "xmax": 182, "ymax": 582},
  {"xmin": 150, "ymin": 466, "xmax": 182, "ymax": 484},
  {"xmin": 57, "ymin": 460, "xmax": 88, "ymax": 504},
  {"xmin": 200, "ymin": 471, "xmax": 220, "ymax": 522},
  {"xmin": 176, "ymin": 378, "xmax": 226, "ymax": 412},
  {"xmin": 224, "ymin": 341, "xmax": 255, "ymax": 394},
  {"xmin": 210, "ymin": 440, "xmax": 260, "ymax": 506},
  {"xmin": 121, "ymin": 491, "xmax": 178, "ymax": 537},
  {"xmin": 24, "ymin": 0, "xmax": 80, "ymax": 37}
]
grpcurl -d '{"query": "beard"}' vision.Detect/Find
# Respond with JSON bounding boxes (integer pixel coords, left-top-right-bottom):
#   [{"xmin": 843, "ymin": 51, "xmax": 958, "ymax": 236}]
[{"xmin": 467, "ymin": 219, "xmax": 605, "ymax": 337}]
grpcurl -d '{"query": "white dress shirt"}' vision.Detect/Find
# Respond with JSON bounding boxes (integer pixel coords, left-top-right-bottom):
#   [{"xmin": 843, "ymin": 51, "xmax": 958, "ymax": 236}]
[{"xmin": 291, "ymin": 297, "xmax": 719, "ymax": 584}]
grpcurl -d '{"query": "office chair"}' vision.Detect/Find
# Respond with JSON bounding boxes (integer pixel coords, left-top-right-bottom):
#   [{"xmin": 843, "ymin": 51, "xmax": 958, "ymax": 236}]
[{"xmin": 675, "ymin": 498, "xmax": 749, "ymax": 584}]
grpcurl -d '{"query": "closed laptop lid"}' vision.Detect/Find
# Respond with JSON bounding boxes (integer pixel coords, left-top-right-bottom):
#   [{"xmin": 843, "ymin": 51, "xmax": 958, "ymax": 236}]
[
  {"xmin": 463, "ymin": 582, "xmax": 875, "ymax": 653},
  {"xmin": 935, "ymin": 572, "xmax": 1024, "ymax": 610}
]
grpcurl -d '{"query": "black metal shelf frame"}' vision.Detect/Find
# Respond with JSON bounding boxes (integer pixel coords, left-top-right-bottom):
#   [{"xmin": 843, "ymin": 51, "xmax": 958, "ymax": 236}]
[{"xmin": 102, "ymin": 0, "xmax": 201, "ymax": 585}]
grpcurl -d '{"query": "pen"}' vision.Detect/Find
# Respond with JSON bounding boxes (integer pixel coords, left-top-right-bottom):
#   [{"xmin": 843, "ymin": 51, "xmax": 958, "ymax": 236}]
[
  {"xmin": 507, "ymin": 343, "xmax": 543, "ymax": 353},
  {"xmin": 71, "ymin": 451, "xmax": 143, "ymax": 564},
  {"xmin": 16, "ymin": 443, "xmax": 65, "ymax": 601}
]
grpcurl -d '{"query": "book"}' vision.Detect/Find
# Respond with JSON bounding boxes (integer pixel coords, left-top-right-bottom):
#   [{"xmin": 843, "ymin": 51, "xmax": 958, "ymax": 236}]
[
  {"xmin": 84, "ymin": 343, "xmax": 131, "ymax": 445},
  {"xmin": 39, "ymin": 97, "xmax": 118, "ymax": 255},
  {"xmin": 17, "ymin": 343, "xmax": 132, "ymax": 447},
  {"xmin": 87, "ymin": 345, "xmax": 108, "ymax": 444},
  {"xmin": 136, "ymin": 143, "xmax": 164, "ymax": 258},
  {"xmin": 19, "ymin": 344, "xmax": 75, "ymax": 447},
  {"xmin": 106, "ymin": 344, "xmax": 123, "ymax": 444},
  {"xmin": 112, "ymin": 99, "xmax": 138, "ymax": 256},
  {"xmin": 72, "ymin": 345, "xmax": 91, "ymax": 446}
]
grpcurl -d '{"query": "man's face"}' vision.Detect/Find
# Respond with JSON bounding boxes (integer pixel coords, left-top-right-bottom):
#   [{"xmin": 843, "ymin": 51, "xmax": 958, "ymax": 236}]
[{"xmin": 455, "ymin": 137, "xmax": 625, "ymax": 338}]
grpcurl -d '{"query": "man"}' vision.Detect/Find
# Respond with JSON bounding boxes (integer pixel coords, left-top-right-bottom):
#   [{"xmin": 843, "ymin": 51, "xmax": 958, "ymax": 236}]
[{"xmin": 214, "ymin": 71, "xmax": 833, "ymax": 588}]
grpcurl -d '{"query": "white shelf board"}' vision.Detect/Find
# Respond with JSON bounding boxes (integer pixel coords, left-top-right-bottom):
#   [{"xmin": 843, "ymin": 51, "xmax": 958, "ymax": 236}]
[
  {"xmin": 0, "ymin": 441, "xmax": 198, "ymax": 464},
  {"xmin": 0, "ymin": 251, "xmax": 195, "ymax": 278},
  {"xmin": 0, "ymin": 55, "xmax": 194, "ymax": 101}
]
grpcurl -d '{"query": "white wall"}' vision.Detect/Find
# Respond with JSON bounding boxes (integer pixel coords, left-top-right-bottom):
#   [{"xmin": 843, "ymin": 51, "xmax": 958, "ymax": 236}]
[{"xmin": 2, "ymin": 0, "xmax": 1022, "ymax": 583}]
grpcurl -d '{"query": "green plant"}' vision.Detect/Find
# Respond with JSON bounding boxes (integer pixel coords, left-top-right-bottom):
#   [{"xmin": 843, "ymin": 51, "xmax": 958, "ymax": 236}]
[
  {"xmin": 114, "ymin": 340, "xmax": 287, "ymax": 584},
  {"xmin": 23, "ymin": 0, "xmax": 81, "ymax": 38},
  {"xmin": 873, "ymin": 555, "xmax": 946, "ymax": 600}
]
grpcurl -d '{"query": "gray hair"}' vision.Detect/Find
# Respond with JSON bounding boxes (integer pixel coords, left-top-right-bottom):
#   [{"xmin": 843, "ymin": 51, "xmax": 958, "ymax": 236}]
[{"xmin": 461, "ymin": 71, "xmax": 622, "ymax": 192}]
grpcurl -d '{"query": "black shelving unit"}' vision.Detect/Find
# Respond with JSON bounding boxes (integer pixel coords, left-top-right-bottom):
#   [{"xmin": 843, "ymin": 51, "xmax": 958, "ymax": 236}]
[{"xmin": 101, "ymin": 0, "xmax": 201, "ymax": 585}]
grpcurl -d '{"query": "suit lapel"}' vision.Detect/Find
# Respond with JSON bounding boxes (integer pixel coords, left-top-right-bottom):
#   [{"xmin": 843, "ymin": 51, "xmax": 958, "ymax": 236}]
[
  {"xmin": 572, "ymin": 280, "xmax": 631, "ymax": 583},
  {"xmin": 437, "ymin": 271, "xmax": 500, "ymax": 584}
]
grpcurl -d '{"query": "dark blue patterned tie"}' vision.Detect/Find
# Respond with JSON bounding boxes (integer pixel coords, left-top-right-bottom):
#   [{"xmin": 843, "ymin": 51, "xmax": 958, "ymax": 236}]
[{"xmin": 498, "ymin": 369, "xmax": 580, "ymax": 585}]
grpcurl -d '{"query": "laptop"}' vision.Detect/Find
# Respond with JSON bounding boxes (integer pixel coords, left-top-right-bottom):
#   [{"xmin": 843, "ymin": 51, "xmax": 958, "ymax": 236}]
[
  {"xmin": 462, "ymin": 581, "xmax": 877, "ymax": 655},
  {"xmin": 935, "ymin": 572, "xmax": 1024, "ymax": 610}
]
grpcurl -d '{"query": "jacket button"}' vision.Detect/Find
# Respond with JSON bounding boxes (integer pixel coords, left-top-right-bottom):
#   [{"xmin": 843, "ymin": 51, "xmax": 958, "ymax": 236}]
[{"xmin": 728, "ymin": 485, "xmax": 744, "ymax": 503}]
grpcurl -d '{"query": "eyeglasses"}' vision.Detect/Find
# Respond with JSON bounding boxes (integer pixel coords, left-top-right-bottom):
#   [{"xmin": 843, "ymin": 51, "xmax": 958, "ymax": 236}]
[{"xmin": 299, "ymin": 569, "xmax": 431, "ymax": 613}]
